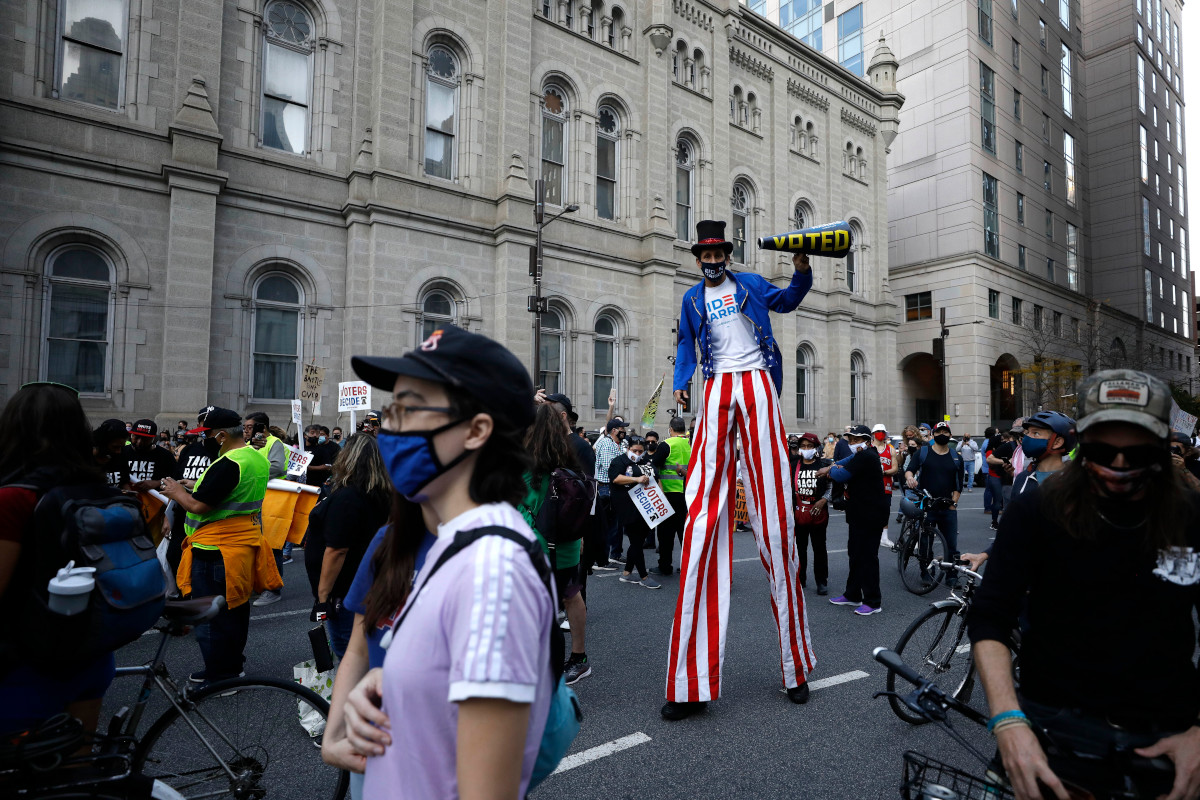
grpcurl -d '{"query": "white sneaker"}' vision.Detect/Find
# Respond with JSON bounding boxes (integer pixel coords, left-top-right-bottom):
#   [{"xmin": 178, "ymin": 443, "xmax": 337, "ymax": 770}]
[
  {"xmin": 880, "ymin": 534, "xmax": 895, "ymax": 548},
  {"xmin": 252, "ymin": 590, "xmax": 282, "ymax": 607},
  {"xmin": 559, "ymin": 618, "xmax": 571, "ymax": 631}
]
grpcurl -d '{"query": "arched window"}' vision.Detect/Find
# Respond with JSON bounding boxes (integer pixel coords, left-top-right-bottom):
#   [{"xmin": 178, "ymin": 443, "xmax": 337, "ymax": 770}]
[
  {"xmin": 746, "ymin": 92, "xmax": 758, "ymax": 130},
  {"xmin": 672, "ymin": 41, "xmax": 685, "ymax": 81},
  {"xmin": 582, "ymin": 3, "xmax": 594, "ymax": 38},
  {"xmin": 675, "ymin": 138, "xmax": 695, "ymax": 241},
  {"xmin": 845, "ymin": 142, "xmax": 856, "ymax": 177},
  {"xmin": 610, "ymin": 7, "xmax": 623, "ymax": 48},
  {"xmin": 792, "ymin": 200, "xmax": 810, "ymax": 231},
  {"xmin": 261, "ymin": 0, "xmax": 314, "ymax": 155},
  {"xmin": 690, "ymin": 48, "xmax": 702, "ymax": 89},
  {"xmin": 419, "ymin": 288, "xmax": 456, "ymax": 340},
  {"xmin": 856, "ymin": 146, "xmax": 866, "ymax": 181},
  {"xmin": 540, "ymin": 307, "xmax": 565, "ymax": 393},
  {"xmin": 43, "ymin": 246, "xmax": 113, "ymax": 394},
  {"xmin": 732, "ymin": 86, "xmax": 743, "ymax": 122},
  {"xmin": 795, "ymin": 345, "xmax": 813, "ymax": 420},
  {"xmin": 850, "ymin": 352, "xmax": 865, "ymax": 422},
  {"xmin": 541, "ymin": 85, "xmax": 568, "ymax": 206},
  {"xmin": 596, "ymin": 105, "xmax": 619, "ymax": 220},
  {"xmin": 731, "ymin": 182, "xmax": 751, "ymax": 263},
  {"xmin": 846, "ymin": 221, "xmax": 863, "ymax": 292},
  {"xmin": 252, "ymin": 272, "xmax": 303, "ymax": 400},
  {"xmin": 593, "ymin": 315, "xmax": 617, "ymax": 409},
  {"xmin": 424, "ymin": 45, "xmax": 460, "ymax": 180},
  {"xmin": 57, "ymin": 0, "xmax": 128, "ymax": 110}
]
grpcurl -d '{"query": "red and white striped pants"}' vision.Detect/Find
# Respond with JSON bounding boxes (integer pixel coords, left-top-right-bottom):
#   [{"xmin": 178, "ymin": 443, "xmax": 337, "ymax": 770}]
[{"xmin": 665, "ymin": 369, "xmax": 816, "ymax": 702}]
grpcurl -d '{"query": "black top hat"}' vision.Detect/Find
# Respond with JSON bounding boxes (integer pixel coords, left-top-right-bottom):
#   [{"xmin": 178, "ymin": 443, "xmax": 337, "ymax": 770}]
[{"xmin": 691, "ymin": 220, "xmax": 735, "ymax": 257}]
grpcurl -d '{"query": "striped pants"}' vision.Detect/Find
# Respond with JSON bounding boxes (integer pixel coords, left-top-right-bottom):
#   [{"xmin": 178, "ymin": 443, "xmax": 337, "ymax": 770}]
[{"xmin": 666, "ymin": 370, "xmax": 816, "ymax": 703}]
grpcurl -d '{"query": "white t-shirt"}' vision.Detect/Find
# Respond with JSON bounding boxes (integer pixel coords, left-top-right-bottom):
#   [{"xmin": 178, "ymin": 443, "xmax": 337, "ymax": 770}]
[{"xmin": 704, "ymin": 278, "xmax": 765, "ymax": 373}]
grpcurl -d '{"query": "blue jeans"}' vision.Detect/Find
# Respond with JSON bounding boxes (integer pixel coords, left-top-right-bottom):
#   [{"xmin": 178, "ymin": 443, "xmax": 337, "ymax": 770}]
[
  {"xmin": 190, "ymin": 550, "xmax": 250, "ymax": 679},
  {"xmin": 598, "ymin": 484, "xmax": 622, "ymax": 560},
  {"xmin": 985, "ymin": 475, "xmax": 1005, "ymax": 519},
  {"xmin": 325, "ymin": 610, "xmax": 355, "ymax": 661},
  {"xmin": 925, "ymin": 507, "xmax": 959, "ymax": 557}
]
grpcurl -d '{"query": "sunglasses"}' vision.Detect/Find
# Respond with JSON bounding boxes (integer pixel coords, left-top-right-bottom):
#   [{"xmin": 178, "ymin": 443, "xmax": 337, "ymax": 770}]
[{"xmin": 1078, "ymin": 442, "xmax": 1166, "ymax": 469}]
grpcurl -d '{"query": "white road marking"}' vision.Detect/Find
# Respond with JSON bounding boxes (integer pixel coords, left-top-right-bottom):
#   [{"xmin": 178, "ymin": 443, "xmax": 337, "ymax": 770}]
[
  {"xmin": 551, "ymin": 732, "xmax": 652, "ymax": 774},
  {"xmin": 806, "ymin": 669, "xmax": 870, "ymax": 691},
  {"xmin": 141, "ymin": 607, "xmax": 309, "ymax": 636},
  {"xmin": 955, "ymin": 643, "xmax": 972, "ymax": 654}
]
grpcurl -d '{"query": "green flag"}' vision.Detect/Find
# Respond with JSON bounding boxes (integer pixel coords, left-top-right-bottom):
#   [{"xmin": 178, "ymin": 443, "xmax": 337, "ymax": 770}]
[{"xmin": 642, "ymin": 374, "xmax": 665, "ymax": 428}]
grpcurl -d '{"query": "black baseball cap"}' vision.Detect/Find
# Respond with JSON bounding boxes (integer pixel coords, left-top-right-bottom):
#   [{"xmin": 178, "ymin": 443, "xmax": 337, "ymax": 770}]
[
  {"xmin": 352, "ymin": 324, "xmax": 535, "ymax": 430},
  {"xmin": 131, "ymin": 418, "xmax": 158, "ymax": 438},
  {"xmin": 934, "ymin": 421, "xmax": 952, "ymax": 434},
  {"xmin": 847, "ymin": 424, "xmax": 872, "ymax": 438},
  {"xmin": 544, "ymin": 393, "xmax": 573, "ymax": 415},
  {"xmin": 606, "ymin": 418, "xmax": 628, "ymax": 432},
  {"xmin": 190, "ymin": 406, "xmax": 242, "ymax": 432},
  {"xmin": 95, "ymin": 418, "xmax": 128, "ymax": 441}
]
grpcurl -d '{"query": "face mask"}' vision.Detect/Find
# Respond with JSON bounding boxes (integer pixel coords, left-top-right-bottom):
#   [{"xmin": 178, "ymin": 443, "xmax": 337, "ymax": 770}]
[
  {"xmin": 934, "ymin": 434, "xmax": 950, "ymax": 445},
  {"xmin": 873, "ymin": 432, "xmax": 886, "ymax": 441},
  {"xmin": 376, "ymin": 421, "xmax": 470, "ymax": 502},
  {"xmin": 204, "ymin": 436, "xmax": 221, "ymax": 457},
  {"xmin": 628, "ymin": 452, "xmax": 642, "ymax": 463},
  {"xmin": 800, "ymin": 448, "xmax": 817, "ymax": 460},
  {"xmin": 1021, "ymin": 436, "xmax": 1050, "ymax": 459},
  {"xmin": 849, "ymin": 442, "xmax": 866, "ymax": 453},
  {"xmin": 827, "ymin": 437, "xmax": 834, "ymax": 443},
  {"xmin": 318, "ymin": 436, "xmax": 327, "ymax": 444},
  {"xmin": 1083, "ymin": 459, "xmax": 1160, "ymax": 499},
  {"xmin": 701, "ymin": 259, "xmax": 727, "ymax": 281}
]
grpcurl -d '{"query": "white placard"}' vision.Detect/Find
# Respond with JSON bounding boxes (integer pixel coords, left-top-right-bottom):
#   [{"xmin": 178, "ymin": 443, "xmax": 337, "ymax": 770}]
[
  {"xmin": 338, "ymin": 381, "xmax": 372, "ymax": 412},
  {"xmin": 291, "ymin": 399, "xmax": 302, "ymax": 427},
  {"xmin": 629, "ymin": 472, "xmax": 675, "ymax": 529},
  {"xmin": 312, "ymin": 399, "xmax": 321, "ymax": 417},
  {"xmin": 284, "ymin": 444, "xmax": 314, "ymax": 476}
]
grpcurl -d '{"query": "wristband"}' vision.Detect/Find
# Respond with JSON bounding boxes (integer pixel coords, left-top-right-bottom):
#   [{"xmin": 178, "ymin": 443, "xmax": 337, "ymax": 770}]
[
  {"xmin": 987, "ymin": 709, "xmax": 1027, "ymax": 733},
  {"xmin": 991, "ymin": 717, "xmax": 1032, "ymax": 736}
]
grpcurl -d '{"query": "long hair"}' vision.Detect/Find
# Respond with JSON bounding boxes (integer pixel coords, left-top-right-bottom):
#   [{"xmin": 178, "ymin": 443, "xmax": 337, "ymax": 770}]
[
  {"xmin": 1043, "ymin": 445, "xmax": 1189, "ymax": 551},
  {"xmin": 331, "ymin": 433, "xmax": 392, "ymax": 507},
  {"xmin": 0, "ymin": 384, "xmax": 102, "ymax": 484},
  {"xmin": 361, "ymin": 384, "xmax": 532, "ymax": 634},
  {"xmin": 524, "ymin": 403, "xmax": 578, "ymax": 477}
]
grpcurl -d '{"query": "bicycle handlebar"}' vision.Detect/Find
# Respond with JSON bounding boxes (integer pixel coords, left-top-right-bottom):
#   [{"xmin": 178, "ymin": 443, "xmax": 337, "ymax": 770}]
[
  {"xmin": 873, "ymin": 647, "xmax": 926, "ymax": 688},
  {"xmin": 935, "ymin": 560, "xmax": 984, "ymax": 583}
]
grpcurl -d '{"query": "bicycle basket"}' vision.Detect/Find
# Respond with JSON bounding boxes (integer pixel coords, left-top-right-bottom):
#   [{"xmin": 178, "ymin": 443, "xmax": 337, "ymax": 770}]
[{"xmin": 901, "ymin": 752, "xmax": 1014, "ymax": 800}]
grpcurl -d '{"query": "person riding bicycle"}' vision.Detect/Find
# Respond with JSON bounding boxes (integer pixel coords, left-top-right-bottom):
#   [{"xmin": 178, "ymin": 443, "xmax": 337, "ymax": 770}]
[
  {"xmin": 903, "ymin": 421, "xmax": 963, "ymax": 562},
  {"xmin": 968, "ymin": 369, "xmax": 1200, "ymax": 800}
]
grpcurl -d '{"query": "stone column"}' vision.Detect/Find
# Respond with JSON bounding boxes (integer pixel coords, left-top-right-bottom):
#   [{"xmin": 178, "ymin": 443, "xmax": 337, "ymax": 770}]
[{"xmin": 161, "ymin": 77, "xmax": 227, "ymax": 415}]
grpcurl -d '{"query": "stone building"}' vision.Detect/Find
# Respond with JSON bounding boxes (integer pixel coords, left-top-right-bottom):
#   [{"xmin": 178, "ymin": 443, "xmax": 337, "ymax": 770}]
[
  {"xmin": 0, "ymin": 0, "xmax": 901, "ymax": 434},
  {"xmin": 748, "ymin": 0, "xmax": 1194, "ymax": 431}
]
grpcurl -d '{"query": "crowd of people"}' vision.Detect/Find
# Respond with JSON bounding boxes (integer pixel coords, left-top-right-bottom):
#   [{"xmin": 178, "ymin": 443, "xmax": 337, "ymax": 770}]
[{"xmin": 3, "ymin": 216, "xmax": 1200, "ymax": 800}]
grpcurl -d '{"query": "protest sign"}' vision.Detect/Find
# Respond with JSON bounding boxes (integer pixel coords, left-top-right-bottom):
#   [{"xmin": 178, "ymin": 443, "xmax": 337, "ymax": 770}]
[
  {"xmin": 629, "ymin": 473, "xmax": 675, "ymax": 529},
  {"xmin": 291, "ymin": 399, "xmax": 302, "ymax": 427},
  {"xmin": 312, "ymin": 400, "xmax": 321, "ymax": 417},
  {"xmin": 642, "ymin": 374, "xmax": 664, "ymax": 428},
  {"xmin": 734, "ymin": 480, "xmax": 749, "ymax": 527},
  {"xmin": 1170, "ymin": 399, "xmax": 1197, "ymax": 437},
  {"xmin": 337, "ymin": 381, "xmax": 371, "ymax": 412},
  {"xmin": 284, "ymin": 444, "xmax": 314, "ymax": 476},
  {"xmin": 301, "ymin": 364, "xmax": 325, "ymax": 404}
]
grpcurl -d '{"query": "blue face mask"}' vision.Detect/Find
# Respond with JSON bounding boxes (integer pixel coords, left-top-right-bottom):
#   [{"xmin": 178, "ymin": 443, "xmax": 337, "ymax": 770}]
[
  {"xmin": 318, "ymin": 435, "xmax": 327, "ymax": 444},
  {"xmin": 1021, "ymin": 435, "xmax": 1050, "ymax": 459},
  {"xmin": 701, "ymin": 259, "xmax": 727, "ymax": 281},
  {"xmin": 377, "ymin": 421, "xmax": 470, "ymax": 502}
]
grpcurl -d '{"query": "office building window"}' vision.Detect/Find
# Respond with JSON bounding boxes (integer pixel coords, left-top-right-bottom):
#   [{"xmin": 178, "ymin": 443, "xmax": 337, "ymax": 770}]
[
  {"xmin": 1143, "ymin": 197, "xmax": 1151, "ymax": 254},
  {"xmin": 1064, "ymin": 131, "xmax": 1076, "ymax": 206},
  {"xmin": 593, "ymin": 315, "xmax": 616, "ymax": 409},
  {"xmin": 731, "ymin": 182, "xmax": 751, "ymax": 264},
  {"xmin": 1173, "ymin": 22, "xmax": 1179, "ymax": 67},
  {"xmin": 1060, "ymin": 44, "xmax": 1073, "ymax": 118},
  {"xmin": 1176, "ymin": 102, "xmax": 1183, "ymax": 155},
  {"xmin": 1159, "ymin": 242, "xmax": 1164, "ymax": 264},
  {"xmin": 424, "ymin": 45, "xmax": 459, "ymax": 179},
  {"xmin": 1145, "ymin": 269, "xmax": 1153, "ymax": 321},
  {"xmin": 1044, "ymin": 160, "xmax": 1051, "ymax": 191},
  {"xmin": 1039, "ymin": 19, "xmax": 1046, "ymax": 48},
  {"xmin": 783, "ymin": 0, "xmax": 823, "ymax": 49},
  {"xmin": 596, "ymin": 105, "xmax": 619, "ymax": 220},
  {"xmin": 1182, "ymin": 229, "xmax": 1189, "ymax": 272},
  {"xmin": 979, "ymin": 0, "xmax": 994, "ymax": 45},
  {"xmin": 984, "ymin": 172, "xmax": 1000, "ymax": 257},
  {"xmin": 675, "ymin": 138, "xmax": 695, "ymax": 241},
  {"xmin": 1138, "ymin": 23, "xmax": 1144, "ymax": 44},
  {"xmin": 1066, "ymin": 223, "xmax": 1079, "ymax": 290},
  {"xmin": 1047, "ymin": 257, "xmax": 1055, "ymax": 280},
  {"xmin": 795, "ymin": 346, "xmax": 812, "ymax": 420},
  {"xmin": 849, "ymin": 353, "xmax": 865, "ymax": 422},
  {"xmin": 1017, "ymin": 192, "xmax": 1025, "ymax": 224},
  {"xmin": 1042, "ymin": 113, "xmax": 1050, "ymax": 141},
  {"xmin": 1012, "ymin": 0, "xmax": 1019, "ymax": 18},
  {"xmin": 1059, "ymin": 0, "xmax": 1069, "ymax": 28},
  {"xmin": 1045, "ymin": 208, "xmax": 1053, "ymax": 238},
  {"xmin": 57, "ymin": 0, "xmax": 129, "ymax": 110},
  {"xmin": 261, "ymin": 1, "xmax": 314, "ymax": 155},
  {"xmin": 838, "ymin": 4, "xmax": 865, "ymax": 76},
  {"xmin": 981, "ymin": 63, "xmax": 996, "ymax": 154},
  {"xmin": 1140, "ymin": 126, "xmax": 1149, "ymax": 182},
  {"xmin": 1053, "ymin": 310, "xmax": 1063, "ymax": 336},
  {"xmin": 1014, "ymin": 89, "xmax": 1022, "ymax": 120},
  {"xmin": 1033, "ymin": 305, "xmax": 1044, "ymax": 330},
  {"xmin": 1012, "ymin": 297, "xmax": 1023, "ymax": 325},
  {"xmin": 541, "ymin": 85, "xmax": 569, "ymax": 206},
  {"xmin": 906, "ymin": 291, "xmax": 933, "ymax": 321},
  {"xmin": 1041, "ymin": 64, "xmax": 1049, "ymax": 94},
  {"xmin": 419, "ymin": 289, "xmax": 457, "ymax": 340},
  {"xmin": 252, "ymin": 273, "xmax": 303, "ymax": 400},
  {"xmin": 1179, "ymin": 166, "xmax": 1186, "ymax": 216},
  {"xmin": 43, "ymin": 246, "xmax": 113, "ymax": 394},
  {"xmin": 1019, "ymin": 244, "xmax": 1027, "ymax": 270},
  {"xmin": 1016, "ymin": 141, "xmax": 1024, "ymax": 173},
  {"xmin": 1012, "ymin": 38, "xmax": 1020, "ymax": 69},
  {"xmin": 989, "ymin": 289, "xmax": 1000, "ymax": 318}
]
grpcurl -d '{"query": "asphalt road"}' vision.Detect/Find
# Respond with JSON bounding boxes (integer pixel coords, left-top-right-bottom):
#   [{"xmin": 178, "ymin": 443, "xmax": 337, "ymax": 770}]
[{"xmin": 106, "ymin": 486, "xmax": 1002, "ymax": 800}]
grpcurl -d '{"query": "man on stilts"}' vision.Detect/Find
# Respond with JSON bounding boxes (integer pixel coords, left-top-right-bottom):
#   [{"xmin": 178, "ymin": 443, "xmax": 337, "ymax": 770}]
[{"xmin": 662, "ymin": 219, "xmax": 817, "ymax": 721}]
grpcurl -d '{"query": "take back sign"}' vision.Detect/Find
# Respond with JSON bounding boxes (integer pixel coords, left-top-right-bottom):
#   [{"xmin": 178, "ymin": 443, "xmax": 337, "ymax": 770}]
[{"xmin": 337, "ymin": 381, "xmax": 372, "ymax": 412}]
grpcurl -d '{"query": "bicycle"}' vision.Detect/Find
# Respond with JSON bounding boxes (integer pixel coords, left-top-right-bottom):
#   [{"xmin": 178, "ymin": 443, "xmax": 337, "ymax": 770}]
[
  {"xmin": 895, "ymin": 491, "xmax": 953, "ymax": 595},
  {"xmin": 3, "ymin": 595, "xmax": 349, "ymax": 799},
  {"xmin": 874, "ymin": 647, "xmax": 1174, "ymax": 800}
]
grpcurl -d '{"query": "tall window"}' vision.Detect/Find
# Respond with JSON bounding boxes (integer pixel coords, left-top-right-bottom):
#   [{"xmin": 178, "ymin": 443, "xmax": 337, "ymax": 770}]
[
  {"xmin": 1143, "ymin": 196, "xmax": 1151, "ymax": 254},
  {"xmin": 1018, "ymin": 192, "xmax": 1026, "ymax": 224},
  {"xmin": 424, "ymin": 46, "xmax": 459, "ymax": 180},
  {"xmin": 983, "ymin": 172, "xmax": 999, "ymax": 258},
  {"xmin": 838, "ymin": 4, "xmax": 865, "ymax": 76},
  {"xmin": 731, "ymin": 183, "xmax": 750, "ymax": 264},
  {"xmin": 261, "ymin": 1, "xmax": 314, "ymax": 154},
  {"xmin": 1012, "ymin": 297, "xmax": 1023, "ymax": 325},
  {"xmin": 978, "ymin": 0, "xmax": 994, "ymax": 45},
  {"xmin": 1039, "ymin": 19, "xmax": 1046, "ymax": 48},
  {"xmin": 1138, "ymin": 56, "xmax": 1146, "ymax": 114},
  {"xmin": 795, "ymin": 346, "xmax": 812, "ymax": 419},
  {"xmin": 980, "ymin": 63, "xmax": 996, "ymax": 154},
  {"xmin": 846, "ymin": 221, "xmax": 863, "ymax": 291},
  {"xmin": 1140, "ymin": 125, "xmax": 1149, "ymax": 182},
  {"xmin": 783, "ymin": 0, "xmax": 823, "ymax": 49},
  {"xmin": 1014, "ymin": 89, "xmax": 1022, "ymax": 120},
  {"xmin": 1047, "ymin": 257, "xmax": 1056, "ymax": 280},
  {"xmin": 1179, "ymin": 165, "xmax": 1186, "ymax": 216},
  {"xmin": 58, "ymin": 0, "xmax": 128, "ymax": 110},
  {"xmin": 1044, "ymin": 160, "xmax": 1051, "ymax": 191},
  {"xmin": 849, "ymin": 353, "xmax": 865, "ymax": 422},
  {"xmin": 1045, "ymin": 207, "xmax": 1053, "ymax": 238},
  {"xmin": 1063, "ymin": 131, "xmax": 1076, "ymax": 206},
  {"xmin": 44, "ymin": 247, "xmax": 112, "ymax": 394},
  {"xmin": 1145, "ymin": 269, "xmax": 1153, "ymax": 320},
  {"xmin": 1019, "ymin": 244, "xmax": 1027, "ymax": 269},
  {"xmin": 1066, "ymin": 223, "xmax": 1079, "ymax": 290},
  {"xmin": 792, "ymin": 201, "xmax": 809, "ymax": 231},
  {"xmin": 540, "ymin": 307, "xmax": 564, "ymax": 393},
  {"xmin": 989, "ymin": 289, "xmax": 1000, "ymax": 318},
  {"xmin": 1033, "ymin": 304, "xmax": 1043, "ymax": 331},
  {"xmin": 675, "ymin": 138, "xmax": 694, "ymax": 241},
  {"xmin": 1059, "ymin": 0, "xmax": 1069, "ymax": 27},
  {"xmin": 1060, "ymin": 44, "xmax": 1073, "ymax": 118},
  {"xmin": 596, "ymin": 105, "xmax": 619, "ymax": 220},
  {"xmin": 252, "ymin": 273, "xmax": 303, "ymax": 400},
  {"xmin": 593, "ymin": 315, "xmax": 616, "ymax": 409},
  {"xmin": 906, "ymin": 292, "xmax": 932, "ymax": 321},
  {"xmin": 1016, "ymin": 141, "xmax": 1024, "ymax": 173},
  {"xmin": 420, "ymin": 289, "xmax": 456, "ymax": 340},
  {"xmin": 1053, "ymin": 310, "xmax": 1063, "ymax": 336},
  {"xmin": 1176, "ymin": 102, "xmax": 1183, "ymax": 155},
  {"xmin": 1012, "ymin": 38, "xmax": 1020, "ymax": 69},
  {"xmin": 541, "ymin": 86, "xmax": 568, "ymax": 206}
]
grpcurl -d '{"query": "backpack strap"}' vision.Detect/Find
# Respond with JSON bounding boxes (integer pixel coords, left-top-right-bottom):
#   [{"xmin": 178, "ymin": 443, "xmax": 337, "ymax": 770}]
[{"xmin": 391, "ymin": 524, "xmax": 566, "ymax": 683}]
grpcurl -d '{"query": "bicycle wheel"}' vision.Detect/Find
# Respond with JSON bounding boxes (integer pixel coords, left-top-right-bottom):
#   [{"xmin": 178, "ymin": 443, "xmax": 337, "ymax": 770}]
[
  {"xmin": 134, "ymin": 676, "xmax": 348, "ymax": 800},
  {"xmin": 897, "ymin": 524, "xmax": 949, "ymax": 595},
  {"xmin": 887, "ymin": 605, "xmax": 975, "ymax": 725}
]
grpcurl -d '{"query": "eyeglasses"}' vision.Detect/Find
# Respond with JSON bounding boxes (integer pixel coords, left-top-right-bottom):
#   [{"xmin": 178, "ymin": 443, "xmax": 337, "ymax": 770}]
[{"xmin": 1078, "ymin": 442, "xmax": 1166, "ymax": 469}]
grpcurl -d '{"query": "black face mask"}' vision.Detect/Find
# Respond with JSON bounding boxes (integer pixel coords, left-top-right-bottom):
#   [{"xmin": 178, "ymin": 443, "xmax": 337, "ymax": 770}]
[
  {"xmin": 934, "ymin": 434, "xmax": 951, "ymax": 446},
  {"xmin": 203, "ymin": 437, "xmax": 221, "ymax": 458},
  {"xmin": 701, "ymin": 259, "xmax": 728, "ymax": 281}
]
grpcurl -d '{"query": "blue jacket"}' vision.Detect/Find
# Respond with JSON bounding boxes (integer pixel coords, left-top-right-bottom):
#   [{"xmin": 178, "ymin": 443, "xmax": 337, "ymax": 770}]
[{"xmin": 673, "ymin": 269, "xmax": 813, "ymax": 396}]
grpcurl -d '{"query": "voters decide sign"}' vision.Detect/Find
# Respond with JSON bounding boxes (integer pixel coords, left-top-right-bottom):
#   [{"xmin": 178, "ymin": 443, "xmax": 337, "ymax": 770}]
[{"xmin": 337, "ymin": 381, "xmax": 371, "ymax": 412}]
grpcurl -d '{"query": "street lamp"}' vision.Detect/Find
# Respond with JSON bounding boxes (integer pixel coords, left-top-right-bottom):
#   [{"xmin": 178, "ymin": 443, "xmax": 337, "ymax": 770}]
[{"xmin": 529, "ymin": 177, "xmax": 578, "ymax": 387}]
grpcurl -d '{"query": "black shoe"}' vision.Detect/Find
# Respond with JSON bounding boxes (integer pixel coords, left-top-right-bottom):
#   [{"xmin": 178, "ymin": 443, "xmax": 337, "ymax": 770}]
[
  {"xmin": 989, "ymin": 521, "xmax": 999, "ymax": 530},
  {"xmin": 817, "ymin": 583, "xmax": 828, "ymax": 595},
  {"xmin": 661, "ymin": 701, "xmax": 708, "ymax": 721},
  {"xmin": 648, "ymin": 566, "xmax": 672, "ymax": 576},
  {"xmin": 787, "ymin": 683, "xmax": 810, "ymax": 704}
]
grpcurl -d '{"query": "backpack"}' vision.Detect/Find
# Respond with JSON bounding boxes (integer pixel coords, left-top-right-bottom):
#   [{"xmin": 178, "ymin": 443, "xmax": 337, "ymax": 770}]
[
  {"xmin": 7, "ymin": 483, "xmax": 166, "ymax": 669},
  {"xmin": 391, "ymin": 525, "xmax": 582, "ymax": 789},
  {"xmin": 533, "ymin": 468, "xmax": 598, "ymax": 545}
]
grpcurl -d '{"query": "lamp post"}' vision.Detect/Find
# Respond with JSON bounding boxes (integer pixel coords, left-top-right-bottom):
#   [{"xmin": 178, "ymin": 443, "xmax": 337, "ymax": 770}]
[{"xmin": 529, "ymin": 177, "xmax": 578, "ymax": 387}]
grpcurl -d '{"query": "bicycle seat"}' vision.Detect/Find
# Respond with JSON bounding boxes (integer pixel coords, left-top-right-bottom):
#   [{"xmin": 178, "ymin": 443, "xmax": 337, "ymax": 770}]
[{"xmin": 162, "ymin": 596, "xmax": 226, "ymax": 625}]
